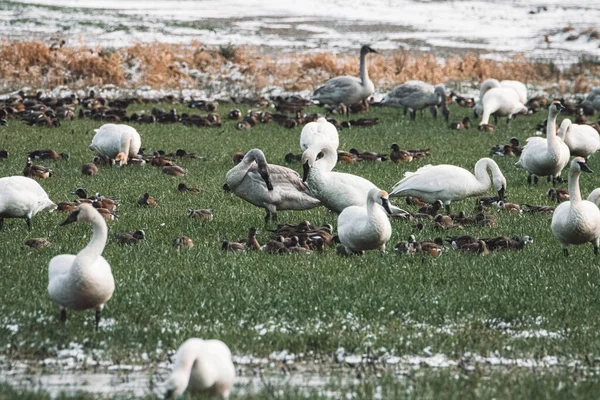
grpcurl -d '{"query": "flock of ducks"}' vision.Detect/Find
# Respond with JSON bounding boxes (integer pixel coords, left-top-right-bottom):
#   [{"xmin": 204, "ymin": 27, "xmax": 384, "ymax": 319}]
[{"xmin": 3, "ymin": 43, "xmax": 600, "ymax": 398}]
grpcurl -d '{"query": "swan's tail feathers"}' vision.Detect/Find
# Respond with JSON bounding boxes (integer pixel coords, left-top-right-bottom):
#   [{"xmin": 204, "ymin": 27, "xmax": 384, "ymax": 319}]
[
  {"xmin": 388, "ymin": 204, "xmax": 410, "ymax": 215},
  {"xmin": 46, "ymin": 201, "xmax": 58, "ymax": 212}
]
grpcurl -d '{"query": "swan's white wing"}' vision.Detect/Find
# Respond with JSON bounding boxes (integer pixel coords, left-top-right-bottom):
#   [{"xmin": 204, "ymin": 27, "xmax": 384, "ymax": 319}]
[
  {"xmin": 267, "ymin": 164, "xmax": 311, "ymax": 192},
  {"xmin": 390, "ymin": 165, "xmax": 472, "ymax": 197}
]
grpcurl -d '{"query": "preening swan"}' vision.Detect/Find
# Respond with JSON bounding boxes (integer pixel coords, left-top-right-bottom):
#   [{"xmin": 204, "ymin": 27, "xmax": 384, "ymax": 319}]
[
  {"xmin": 163, "ymin": 338, "xmax": 235, "ymax": 399},
  {"xmin": 380, "ymin": 80, "xmax": 449, "ymax": 121},
  {"xmin": 0, "ymin": 176, "xmax": 56, "ymax": 229},
  {"xmin": 89, "ymin": 123, "xmax": 142, "ymax": 166},
  {"xmin": 389, "ymin": 158, "xmax": 506, "ymax": 213},
  {"xmin": 337, "ymin": 188, "xmax": 393, "ymax": 254},
  {"xmin": 551, "ymin": 157, "xmax": 600, "ymax": 256},
  {"xmin": 474, "ymin": 79, "xmax": 527, "ymax": 118},
  {"xmin": 557, "ymin": 119, "xmax": 600, "ymax": 158},
  {"xmin": 477, "ymin": 87, "xmax": 528, "ymax": 126},
  {"xmin": 312, "ymin": 45, "xmax": 376, "ymax": 106},
  {"xmin": 225, "ymin": 149, "xmax": 320, "ymax": 222},
  {"xmin": 48, "ymin": 203, "xmax": 114, "ymax": 329},
  {"xmin": 515, "ymin": 101, "xmax": 570, "ymax": 184},
  {"xmin": 300, "ymin": 117, "xmax": 339, "ymax": 152}
]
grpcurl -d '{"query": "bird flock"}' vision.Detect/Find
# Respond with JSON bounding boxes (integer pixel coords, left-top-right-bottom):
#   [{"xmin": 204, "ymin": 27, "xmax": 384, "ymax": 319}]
[{"xmin": 2, "ymin": 43, "xmax": 600, "ymax": 398}]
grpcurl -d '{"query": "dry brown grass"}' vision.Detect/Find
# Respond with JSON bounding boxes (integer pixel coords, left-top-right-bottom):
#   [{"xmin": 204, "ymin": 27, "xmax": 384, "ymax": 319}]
[{"xmin": 0, "ymin": 40, "xmax": 598, "ymax": 94}]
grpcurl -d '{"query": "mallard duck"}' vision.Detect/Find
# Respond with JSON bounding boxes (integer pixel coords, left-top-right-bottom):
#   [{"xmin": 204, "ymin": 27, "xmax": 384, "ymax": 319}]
[
  {"xmin": 28, "ymin": 149, "xmax": 69, "ymax": 160},
  {"xmin": 23, "ymin": 157, "xmax": 53, "ymax": 179},
  {"xmin": 177, "ymin": 183, "xmax": 201, "ymax": 193},
  {"xmin": 138, "ymin": 193, "xmax": 157, "ymax": 207},
  {"xmin": 174, "ymin": 236, "xmax": 194, "ymax": 248},
  {"xmin": 187, "ymin": 209, "xmax": 213, "ymax": 221}
]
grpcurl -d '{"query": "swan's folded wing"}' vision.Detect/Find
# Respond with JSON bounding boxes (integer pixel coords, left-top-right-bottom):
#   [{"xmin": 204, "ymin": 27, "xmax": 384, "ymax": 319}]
[
  {"xmin": 267, "ymin": 164, "xmax": 311, "ymax": 192},
  {"xmin": 313, "ymin": 76, "xmax": 361, "ymax": 98},
  {"xmin": 48, "ymin": 255, "xmax": 76, "ymax": 280}
]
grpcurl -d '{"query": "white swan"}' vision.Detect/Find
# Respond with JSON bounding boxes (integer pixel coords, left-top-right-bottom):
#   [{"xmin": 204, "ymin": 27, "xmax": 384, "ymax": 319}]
[
  {"xmin": 225, "ymin": 149, "xmax": 320, "ymax": 222},
  {"xmin": 499, "ymin": 80, "xmax": 528, "ymax": 104},
  {"xmin": 477, "ymin": 87, "xmax": 528, "ymax": 126},
  {"xmin": 48, "ymin": 203, "xmax": 114, "ymax": 329},
  {"xmin": 515, "ymin": 101, "xmax": 570, "ymax": 184},
  {"xmin": 389, "ymin": 158, "xmax": 506, "ymax": 213},
  {"xmin": 588, "ymin": 188, "xmax": 600, "ymax": 207},
  {"xmin": 338, "ymin": 188, "xmax": 392, "ymax": 253},
  {"xmin": 89, "ymin": 123, "xmax": 142, "ymax": 166},
  {"xmin": 551, "ymin": 157, "xmax": 600, "ymax": 256},
  {"xmin": 380, "ymin": 80, "xmax": 449, "ymax": 121},
  {"xmin": 163, "ymin": 338, "xmax": 235, "ymax": 399},
  {"xmin": 300, "ymin": 117, "xmax": 339, "ymax": 152},
  {"xmin": 312, "ymin": 45, "xmax": 376, "ymax": 106},
  {"xmin": 557, "ymin": 119, "xmax": 600, "ymax": 158},
  {"xmin": 0, "ymin": 176, "xmax": 56, "ymax": 229},
  {"xmin": 474, "ymin": 79, "xmax": 527, "ymax": 117},
  {"xmin": 301, "ymin": 143, "xmax": 405, "ymax": 214}
]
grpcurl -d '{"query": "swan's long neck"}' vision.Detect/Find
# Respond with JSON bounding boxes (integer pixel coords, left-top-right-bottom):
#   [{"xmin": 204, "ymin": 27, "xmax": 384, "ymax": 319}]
[
  {"xmin": 546, "ymin": 111, "xmax": 560, "ymax": 152},
  {"xmin": 75, "ymin": 214, "xmax": 107, "ymax": 268},
  {"xmin": 226, "ymin": 157, "xmax": 255, "ymax": 188},
  {"xmin": 473, "ymin": 159, "xmax": 493, "ymax": 190},
  {"xmin": 167, "ymin": 352, "xmax": 196, "ymax": 396},
  {"xmin": 568, "ymin": 167, "xmax": 582, "ymax": 205},
  {"xmin": 318, "ymin": 147, "xmax": 338, "ymax": 172},
  {"xmin": 558, "ymin": 119, "xmax": 570, "ymax": 141},
  {"xmin": 359, "ymin": 51, "xmax": 369, "ymax": 87},
  {"xmin": 120, "ymin": 133, "xmax": 131, "ymax": 157}
]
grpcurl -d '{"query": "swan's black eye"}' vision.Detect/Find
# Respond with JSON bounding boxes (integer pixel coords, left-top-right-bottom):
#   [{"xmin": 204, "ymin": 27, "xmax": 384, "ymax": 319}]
[{"xmin": 317, "ymin": 152, "xmax": 324, "ymax": 160}]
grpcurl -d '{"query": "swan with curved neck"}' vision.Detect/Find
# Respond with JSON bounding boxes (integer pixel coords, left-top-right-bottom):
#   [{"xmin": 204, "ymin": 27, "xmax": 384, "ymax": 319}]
[
  {"xmin": 89, "ymin": 124, "xmax": 141, "ymax": 167},
  {"xmin": 226, "ymin": 148, "xmax": 320, "ymax": 222},
  {"xmin": 48, "ymin": 203, "xmax": 114, "ymax": 330},
  {"xmin": 381, "ymin": 81, "xmax": 449, "ymax": 121},
  {"xmin": 337, "ymin": 188, "xmax": 393, "ymax": 254},
  {"xmin": 551, "ymin": 157, "xmax": 600, "ymax": 256},
  {"xmin": 163, "ymin": 338, "xmax": 235, "ymax": 399},
  {"xmin": 312, "ymin": 45, "xmax": 376, "ymax": 106},
  {"xmin": 557, "ymin": 118, "xmax": 600, "ymax": 158},
  {"xmin": 515, "ymin": 101, "xmax": 570, "ymax": 184},
  {"xmin": 389, "ymin": 158, "xmax": 506, "ymax": 213}
]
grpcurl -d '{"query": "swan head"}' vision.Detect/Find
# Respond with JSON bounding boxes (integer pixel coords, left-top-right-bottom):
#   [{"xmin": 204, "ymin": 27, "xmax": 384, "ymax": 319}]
[
  {"xmin": 572, "ymin": 156, "xmax": 593, "ymax": 173},
  {"xmin": 245, "ymin": 149, "xmax": 273, "ymax": 190},
  {"xmin": 114, "ymin": 152, "xmax": 128, "ymax": 167},
  {"xmin": 360, "ymin": 45, "xmax": 377, "ymax": 55},
  {"xmin": 60, "ymin": 203, "xmax": 97, "ymax": 226},
  {"xmin": 301, "ymin": 146, "xmax": 320, "ymax": 182},
  {"xmin": 370, "ymin": 189, "xmax": 392, "ymax": 214},
  {"xmin": 549, "ymin": 101, "xmax": 565, "ymax": 115}
]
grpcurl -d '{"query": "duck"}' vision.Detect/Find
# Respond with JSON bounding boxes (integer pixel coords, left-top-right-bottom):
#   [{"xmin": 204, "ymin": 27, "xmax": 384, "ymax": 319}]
[
  {"xmin": 81, "ymin": 163, "xmax": 98, "ymax": 176},
  {"xmin": 222, "ymin": 240, "xmax": 246, "ymax": 252},
  {"xmin": 48, "ymin": 204, "xmax": 115, "ymax": 330},
  {"xmin": 284, "ymin": 153, "xmax": 303, "ymax": 164},
  {"xmin": 494, "ymin": 201, "xmax": 522, "ymax": 214},
  {"xmin": 187, "ymin": 209, "xmax": 213, "ymax": 221},
  {"xmin": 23, "ymin": 157, "xmax": 53, "ymax": 179},
  {"xmin": 0, "ymin": 176, "xmax": 56, "ymax": 229},
  {"xmin": 551, "ymin": 157, "xmax": 600, "ymax": 256},
  {"xmin": 515, "ymin": 101, "xmax": 571, "ymax": 185},
  {"xmin": 138, "ymin": 193, "xmax": 157, "ymax": 207},
  {"xmin": 89, "ymin": 123, "xmax": 142, "ymax": 166},
  {"xmin": 174, "ymin": 236, "xmax": 194, "ymax": 249},
  {"xmin": 246, "ymin": 227, "xmax": 260, "ymax": 251},
  {"xmin": 312, "ymin": 45, "xmax": 376, "ymax": 106},
  {"xmin": 418, "ymin": 200, "xmax": 443, "ymax": 216},
  {"xmin": 348, "ymin": 148, "xmax": 387, "ymax": 162},
  {"xmin": 25, "ymin": 238, "xmax": 51, "ymax": 249},
  {"xmin": 228, "ymin": 109, "xmax": 242, "ymax": 120},
  {"xmin": 162, "ymin": 165, "xmax": 185, "ymax": 176},
  {"xmin": 482, "ymin": 235, "xmax": 533, "ymax": 251},
  {"xmin": 521, "ymin": 204, "xmax": 556, "ymax": 213},
  {"xmin": 458, "ymin": 239, "xmax": 489, "ymax": 255},
  {"xmin": 557, "ymin": 119, "xmax": 600, "ymax": 158},
  {"xmin": 390, "ymin": 158, "xmax": 506, "ymax": 213},
  {"xmin": 449, "ymin": 117, "xmax": 471, "ymax": 130},
  {"xmin": 226, "ymin": 149, "xmax": 320, "ymax": 223},
  {"xmin": 56, "ymin": 202, "xmax": 78, "ymax": 212},
  {"xmin": 337, "ymin": 188, "xmax": 392, "ymax": 254},
  {"xmin": 232, "ymin": 152, "xmax": 245, "ymax": 164},
  {"xmin": 547, "ymin": 187, "xmax": 569, "ymax": 203},
  {"xmin": 299, "ymin": 117, "xmax": 339, "ymax": 152},
  {"xmin": 115, "ymin": 230, "xmax": 146, "ymax": 245},
  {"xmin": 28, "ymin": 149, "xmax": 69, "ymax": 160},
  {"xmin": 390, "ymin": 143, "xmax": 414, "ymax": 163},
  {"xmin": 177, "ymin": 183, "xmax": 201, "ymax": 193},
  {"xmin": 381, "ymin": 81, "xmax": 449, "ymax": 121},
  {"xmin": 163, "ymin": 338, "xmax": 235, "ymax": 399}
]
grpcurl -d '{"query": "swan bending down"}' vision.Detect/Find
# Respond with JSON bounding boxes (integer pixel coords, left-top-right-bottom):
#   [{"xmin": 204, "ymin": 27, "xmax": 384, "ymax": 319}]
[
  {"xmin": 89, "ymin": 123, "xmax": 142, "ymax": 166},
  {"xmin": 551, "ymin": 157, "xmax": 600, "ymax": 256},
  {"xmin": 515, "ymin": 101, "xmax": 570, "ymax": 184},
  {"xmin": 389, "ymin": 158, "xmax": 506, "ymax": 213},
  {"xmin": 477, "ymin": 87, "xmax": 528, "ymax": 126},
  {"xmin": 474, "ymin": 79, "xmax": 527, "ymax": 118},
  {"xmin": 48, "ymin": 204, "xmax": 114, "ymax": 330},
  {"xmin": 163, "ymin": 338, "xmax": 235, "ymax": 399},
  {"xmin": 312, "ymin": 45, "xmax": 376, "ymax": 106},
  {"xmin": 338, "ymin": 188, "xmax": 392, "ymax": 253},
  {"xmin": 557, "ymin": 119, "xmax": 600, "ymax": 158},
  {"xmin": 0, "ymin": 176, "xmax": 56, "ymax": 229},
  {"xmin": 300, "ymin": 117, "xmax": 339, "ymax": 152},
  {"xmin": 301, "ymin": 143, "xmax": 406, "ymax": 214},
  {"xmin": 380, "ymin": 80, "xmax": 449, "ymax": 121},
  {"xmin": 225, "ymin": 149, "xmax": 320, "ymax": 222}
]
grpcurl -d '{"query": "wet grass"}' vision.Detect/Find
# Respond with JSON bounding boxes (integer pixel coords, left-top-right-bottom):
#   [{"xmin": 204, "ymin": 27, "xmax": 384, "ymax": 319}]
[{"xmin": 1, "ymin": 103, "xmax": 600, "ymax": 398}]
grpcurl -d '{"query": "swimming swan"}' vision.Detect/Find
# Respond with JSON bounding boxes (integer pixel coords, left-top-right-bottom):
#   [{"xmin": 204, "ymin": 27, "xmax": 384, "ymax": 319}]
[
  {"xmin": 515, "ymin": 101, "xmax": 570, "ymax": 184},
  {"xmin": 551, "ymin": 157, "xmax": 600, "ymax": 256},
  {"xmin": 0, "ymin": 176, "xmax": 56, "ymax": 229},
  {"xmin": 557, "ymin": 119, "xmax": 600, "ymax": 158},
  {"xmin": 300, "ymin": 117, "xmax": 339, "ymax": 152},
  {"xmin": 48, "ymin": 203, "xmax": 114, "ymax": 329},
  {"xmin": 381, "ymin": 80, "xmax": 449, "ymax": 121},
  {"xmin": 338, "ymin": 188, "xmax": 393, "ymax": 253},
  {"xmin": 89, "ymin": 123, "xmax": 142, "ymax": 166},
  {"xmin": 389, "ymin": 158, "xmax": 506, "ymax": 213},
  {"xmin": 225, "ymin": 149, "xmax": 320, "ymax": 222},
  {"xmin": 163, "ymin": 338, "xmax": 235, "ymax": 399},
  {"xmin": 312, "ymin": 45, "xmax": 376, "ymax": 106}
]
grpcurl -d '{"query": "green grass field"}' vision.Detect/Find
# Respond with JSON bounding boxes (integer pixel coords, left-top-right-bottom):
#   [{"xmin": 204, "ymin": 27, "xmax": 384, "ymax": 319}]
[{"xmin": 1, "ymin": 103, "xmax": 600, "ymax": 399}]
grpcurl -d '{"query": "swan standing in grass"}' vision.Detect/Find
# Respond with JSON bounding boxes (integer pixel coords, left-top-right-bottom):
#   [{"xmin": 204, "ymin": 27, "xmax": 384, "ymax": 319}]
[
  {"xmin": 380, "ymin": 80, "xmax": 449, "ymax": 121},
  {"xmin": 163, "ymin": 338, "xmax": 235, "ymax": 399},
  {"xmin": 474, "ymin": 79, "xmax": 528, "ymax": 118},
  {"xmin": 389, "ymin": 158, "xmax": 506, "ymax": 213},
  {"xmin": 48, "ymin": 204, "xmax": 114, "ymax": 330},
  {"xmin": 312, "ymin": 45, "xmax": 376, "ymax": 106},
  {"xmin": 551, "ymin": 157, "xmax": 600, "ymax": 256},
  {"xmin": 226, "ymin": 149, "xmax": 320, "ymax": 222},
  {"xmin": 515, "ymin": 102, "xmax": 570, "ymax": 184},
  {"xmin": 557, "ymin": 119, "xmax": 600, "ymax": 158},
  {"xmin": 0, "ymin": 176, "xmax": 56, "ymax": 230},
  {"xmin": 477, "ymin": 87, "xmax": 528, "ymax": 127},
  {"xmin": 89, "ymin": 123, "xmax": 141, "ymax": 166},
  {"xmin": 300, "ymin": 117, "xmax": 339, "ymax": 152},
  {"xmin": 301, "ymin": 143, "xmax": 406, "ymax": 214},
  {"xmin": 338, "ymin": 188, "xmax": 392, "ymax": 254}
]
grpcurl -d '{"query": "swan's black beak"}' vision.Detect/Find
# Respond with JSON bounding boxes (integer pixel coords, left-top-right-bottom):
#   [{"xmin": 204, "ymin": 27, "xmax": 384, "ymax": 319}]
[
  {"xmin": 302, "ymin": 161, "xmax": 310, "ymax": 183},
  {"xmin": 222, "ymin": 183, "xmax": 231, "ymax": 193},
  {"xmin": 381, "ymin": 198, "xmax": 393, "ymax": 214},
  {"xmin": 578, "ymin": 161, "xmax": 593, "ymax": 173},
  {"xmin": 60, "ymin": 209, "xmax": 80, "ymax": 226},
  {"xmin": 555, "ymin": 102, "xmax": 566, "ymax": 112},
  {"xmin": 498, "ymin": 185, "xmax": 506, "ymax": 201},
  {"xmin": 258, "ymin": 169, "xmax": 273, "ymax": 191}
]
